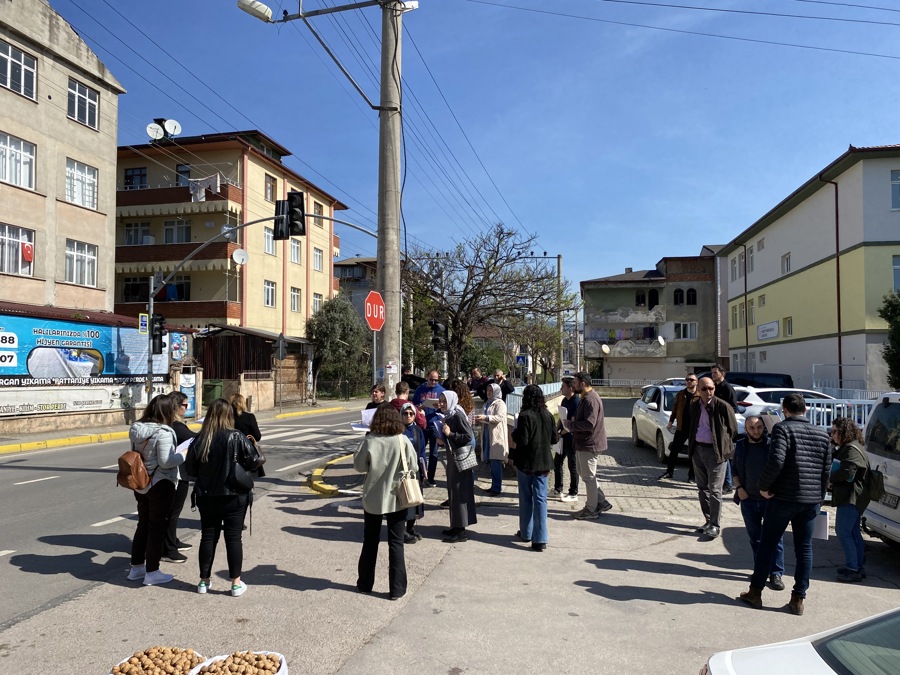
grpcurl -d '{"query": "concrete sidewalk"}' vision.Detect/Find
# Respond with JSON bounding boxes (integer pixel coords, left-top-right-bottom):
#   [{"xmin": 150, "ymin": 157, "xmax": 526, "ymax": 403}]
[{"xmin": 3, "ymin": 412, "xmax": 899, "ymax": 674}]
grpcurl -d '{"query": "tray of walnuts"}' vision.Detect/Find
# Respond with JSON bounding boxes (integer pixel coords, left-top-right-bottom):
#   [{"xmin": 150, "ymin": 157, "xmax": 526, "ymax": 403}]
[
  {"xmin": 110, "ymin": 646, "xmax": 204, "ymax": 675},
  {"xmin": 189, "ymin": 651, "xmax": 287, "ymax": 675}
]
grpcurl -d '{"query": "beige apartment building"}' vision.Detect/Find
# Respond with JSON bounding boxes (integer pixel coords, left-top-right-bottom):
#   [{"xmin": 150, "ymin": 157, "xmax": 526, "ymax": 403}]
[
  {"xmin": 114, "ymin": 130, "xmax": 346, "ymax": 339},
  {"xmin": 1, "ymin": 0, "xmax": 124, "ymax": 311}
]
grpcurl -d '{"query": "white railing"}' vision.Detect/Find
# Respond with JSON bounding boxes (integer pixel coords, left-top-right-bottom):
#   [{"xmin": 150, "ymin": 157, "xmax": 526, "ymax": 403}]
[
  {"xmin": 591, "ymin": 378, "xmax": 654, "ymax": 388},
  {"xmin": 505, "ymin": 382, "xmax": 562, "ymax": 418},
  {"xmin": 762, "ymin": 399, "xmax": 877, "ymax": 429}
]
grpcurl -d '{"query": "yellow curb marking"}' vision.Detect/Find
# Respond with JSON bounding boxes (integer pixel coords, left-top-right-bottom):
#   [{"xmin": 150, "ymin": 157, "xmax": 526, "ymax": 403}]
[
  {"xmin": 275, "ymin": 406, "xmax": 347, "ymax": 419},
  {"xmin": 308, "ymin": 453, "xmax": 354, "ymax": 496}
]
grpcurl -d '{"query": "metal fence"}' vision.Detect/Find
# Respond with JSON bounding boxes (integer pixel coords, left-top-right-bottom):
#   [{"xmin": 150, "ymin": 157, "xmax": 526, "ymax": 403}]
[
  {"xmin": 315, "ymin": 378, "xmax": 373, "ymax": 401},
  {"xmin": 505, "ymin": 382, "xmax": 562, "ymax": 418}
]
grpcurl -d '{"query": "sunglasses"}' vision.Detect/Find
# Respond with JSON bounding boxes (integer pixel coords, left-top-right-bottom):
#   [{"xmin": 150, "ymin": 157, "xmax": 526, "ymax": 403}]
[
  {"xmin": 181, "ymin": 403, "xmax": 188, "ymax": 408},
  {"xmin": 686, "ymin": 379, "xmax": 697, "ymax": 383},
  {"xmin": 403, "ymin": 411, "xmax": 416, "ymax": 416}
]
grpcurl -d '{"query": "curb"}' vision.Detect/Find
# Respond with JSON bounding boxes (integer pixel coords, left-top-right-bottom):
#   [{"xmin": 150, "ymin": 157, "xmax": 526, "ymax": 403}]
[
  {"xmin": 308, "ymin": 453, "xmax": 354, "ymax": 495},
  {"xmin": 274, "ymin": 406, "xmax": 347, "ymax": 419}
]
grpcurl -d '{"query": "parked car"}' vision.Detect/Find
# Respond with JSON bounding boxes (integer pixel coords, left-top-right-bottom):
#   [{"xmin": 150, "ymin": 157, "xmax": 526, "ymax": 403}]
[
  {"xmin": 698, "ymin": 371, "xmax": 794, "ymax": 388},
  {"xmin": 640, "ymin": 377, "xmax": 687, "ymax": 393},
  {"xmin": 862, "ymin": 392, "xmax": 900, "ymax": 548},
  {"xmin": 632, "ymin": 385, "xmax": 745, "ymax": 463},
  {"xmin": 700, "ymin": 606, "xmax": 900, "ymax": 674},
  {"xmin": 733, "ymin": 386, "xmax": 835, "ymax": 418}
]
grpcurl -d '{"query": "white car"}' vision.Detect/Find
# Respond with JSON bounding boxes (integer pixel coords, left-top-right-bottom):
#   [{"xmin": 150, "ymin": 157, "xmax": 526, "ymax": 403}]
[
  {"xmin": 862, "ymin": 392, "xmax": 900, "ymax": 547},
  {"xmin": 640, "ymin": 377, "xmax": 687, "ymax": 393},
  {"xmin": 700, "ymin": 606, "xmax": 900, "ymax": 674},
  {"xmin": 733, "ymin": 386, "xmax": 835, "ymax": 418}
]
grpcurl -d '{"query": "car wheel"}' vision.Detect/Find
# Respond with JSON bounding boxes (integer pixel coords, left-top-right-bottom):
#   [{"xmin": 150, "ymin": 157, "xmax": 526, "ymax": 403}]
[
  {"xmin": 632, "ymin": 419, "xmax": 644, "ymax": 447},
  {"xmin": 656, "ymin": 431, "xmax": 667, "ymax": 463}
]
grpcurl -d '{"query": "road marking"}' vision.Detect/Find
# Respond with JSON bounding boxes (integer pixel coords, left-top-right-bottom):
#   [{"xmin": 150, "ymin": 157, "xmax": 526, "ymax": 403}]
[
  {"xmin": 274, "ymin": 461, "xmax": 309, "ymax": 473},
  {"xmin": 101, "ymin": 464, "xmax": 118, "ymax": 469},
  {"xmin": 262, "ymin": 429, "xmax": 328, "ymax": 441},
  {"xmin": 0, "ymin": 550, "xmax": 15, "ymax": 557},
  {"xmin": 92, "ymin": 511, "xmax": 138, "ymax": 527},
  {"xmin": 13, "ymin": 476, "xmax": 59, "ymax": 485}
]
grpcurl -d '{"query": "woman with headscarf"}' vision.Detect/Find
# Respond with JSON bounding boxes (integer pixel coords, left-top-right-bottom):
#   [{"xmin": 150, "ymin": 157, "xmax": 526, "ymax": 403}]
[
  {"xmin": 436, "ymin": 390, "xmax": 476, "ymax": 543},
  {"xmin": 476, "ymin": 383, "xmax": 509, "ymax": 497}
]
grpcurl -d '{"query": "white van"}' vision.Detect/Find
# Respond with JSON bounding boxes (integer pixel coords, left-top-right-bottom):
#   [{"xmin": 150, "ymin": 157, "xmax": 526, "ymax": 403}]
[{"xmin": 862, "ymin": 393, "xmax": 900, "ymax": 547}]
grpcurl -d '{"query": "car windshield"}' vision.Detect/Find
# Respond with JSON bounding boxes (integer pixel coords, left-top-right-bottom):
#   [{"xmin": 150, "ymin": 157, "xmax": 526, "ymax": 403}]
[
  {"xmin": 664, "ymin": 390, "xmax": 679, "ymax": 411},
  {"xmin": 866, "ymin": 402, "xmax": 900, "ymax": 461},
  {"xmin": 755, "ymin": 390, "xmax": 828, "ymax": 404},
  {"xmin": 814, "ymin": 610, "xmax": 900, "ymax": 674}
]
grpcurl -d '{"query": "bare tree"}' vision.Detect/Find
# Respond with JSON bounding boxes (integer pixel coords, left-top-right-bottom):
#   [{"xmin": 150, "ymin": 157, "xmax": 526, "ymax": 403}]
[{"xmin": 402, "ymin": 225, "xmax": 577, "ymax": 377}]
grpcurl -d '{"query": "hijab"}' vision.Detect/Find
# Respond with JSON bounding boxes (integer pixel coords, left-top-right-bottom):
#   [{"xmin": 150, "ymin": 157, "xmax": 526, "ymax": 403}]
[
  {"xmin": 441, "ymin": 390, "xmax": 460, "ymax": 419},
  {"xmin": 400, "ymin": 402, "xmax": 417, "ymax": 425},
  {"xmin": 484, "ymin": 383, "xmax": 502, "ymax": 416}
]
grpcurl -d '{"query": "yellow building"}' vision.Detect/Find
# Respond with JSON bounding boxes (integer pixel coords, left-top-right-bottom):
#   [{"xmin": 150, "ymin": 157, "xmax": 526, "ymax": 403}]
[{"xmin": 721, "ymin": 144, "xmax": 900, "ymax": 393}]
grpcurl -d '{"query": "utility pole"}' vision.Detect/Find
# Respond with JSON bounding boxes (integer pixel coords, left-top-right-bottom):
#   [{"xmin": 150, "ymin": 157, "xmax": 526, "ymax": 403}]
[{"xmin": 557, "ymin": 254, "xmax": 563, "ymax": 380}]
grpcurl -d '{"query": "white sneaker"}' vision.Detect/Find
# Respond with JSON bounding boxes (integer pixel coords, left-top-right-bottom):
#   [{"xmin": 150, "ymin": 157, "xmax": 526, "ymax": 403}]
[
  {"xmin": 142, "ymin": 569, "xmax": 174, "ymax": 586},
  {"xmin": 551, "ymin": 488, "xmax": 563, "ymax": 498},
  {"xmin": 197, "ymin": 580, "xmax": 210, "ymax": 594},
  {"xmin": 561, "ymin": 494, "xmax": 578, "ymax": 503},
  {"xmin": 231, "ymin": 580, "xmax": 247, "ymax": 597},
  {"xmin": 127, "ymin": 565, "xmax": 146, "ymax": 581}
]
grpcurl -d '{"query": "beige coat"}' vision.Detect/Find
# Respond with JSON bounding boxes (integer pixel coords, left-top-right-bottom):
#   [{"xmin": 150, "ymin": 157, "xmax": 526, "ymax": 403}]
[
  {"xmin": 482, "ymin": 397, "xmax": 509, "ymax": 461},
  {"xmin": 354, "ymin": 434, "xmax": 418, "ymax": 515}
]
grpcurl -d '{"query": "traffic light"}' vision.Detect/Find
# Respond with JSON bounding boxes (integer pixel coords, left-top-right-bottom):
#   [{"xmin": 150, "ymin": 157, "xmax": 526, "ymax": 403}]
[
  {"xmin": 428, "ymin": 319, "xmax": 448, "ymax": 351},
  {"xmin": 286, "ymin": 190, "xmax": 306, "ymax": 236},
  {"xmin": 273, "ymin": 199, "xmax": 289, "ymax": 240},
  {"xmin": 150, "ymin": 314, "xmax": 166, "ymax": 355}
]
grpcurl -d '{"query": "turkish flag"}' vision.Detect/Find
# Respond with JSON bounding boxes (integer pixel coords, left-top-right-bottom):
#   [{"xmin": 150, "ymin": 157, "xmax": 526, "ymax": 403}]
[{"xmin": 21, "ymin": 241, "xmax": 34, "ymax": 263}]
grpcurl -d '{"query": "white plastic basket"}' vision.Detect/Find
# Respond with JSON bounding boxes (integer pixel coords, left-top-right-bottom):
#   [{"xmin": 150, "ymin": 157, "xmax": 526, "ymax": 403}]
[{"xmin": 188, "ymin": 651, "xmax": 287, "ymax": 675}]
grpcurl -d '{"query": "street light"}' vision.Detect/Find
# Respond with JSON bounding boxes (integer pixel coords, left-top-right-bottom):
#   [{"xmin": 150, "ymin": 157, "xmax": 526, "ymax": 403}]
[{"xmin": 523, "ymin": 252, "xmax": 564, "ymax": 380}]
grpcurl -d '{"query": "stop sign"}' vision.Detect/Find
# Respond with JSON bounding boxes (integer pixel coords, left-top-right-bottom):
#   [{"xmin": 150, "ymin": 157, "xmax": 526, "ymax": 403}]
[{"xmin": 364, "ymin": 291, "xmax": 385, "ymax": 331}]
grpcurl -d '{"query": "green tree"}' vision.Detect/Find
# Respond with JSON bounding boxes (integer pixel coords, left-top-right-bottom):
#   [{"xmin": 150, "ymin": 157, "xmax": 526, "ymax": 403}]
[
  {"xmin": 460, "ymin": 341, "xmax": 505, "ymax": 376},
  {"xmin": 306, "ymin": 294, "xmax": 368, "ymax": 400},
  {"xmin": 513, "ymin": 316, "xmax": 563, "ymax": 383},
  {"xmin": 879, "ymin": 291, "xmax": 900, "ymax": 390},
  {"xmin": 401, "ymin": 288, "xmax": 441, "ymax": 374}
]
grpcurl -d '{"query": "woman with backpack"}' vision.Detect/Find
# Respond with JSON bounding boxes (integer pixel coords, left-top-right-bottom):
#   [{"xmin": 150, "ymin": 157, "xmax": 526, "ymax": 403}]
[
  {"xmin": 127, "ymin": 394, "xmax": 182, "ymax": 586},
  {"xmin": 829, "ymin": 416, "xmax": 871, "ymax": 583},
  {"xmin": 184, "ymin": 398, "xmax": 262, "ymax": 597}
]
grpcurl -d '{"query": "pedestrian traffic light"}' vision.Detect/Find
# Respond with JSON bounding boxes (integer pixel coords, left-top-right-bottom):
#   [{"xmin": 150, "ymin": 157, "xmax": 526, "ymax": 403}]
[
  {"xmin": 273, "ymin": 199, "xmax": 289, "ymax": 240},
  {"xmin": 286, "ymin": 190, "xmax": 306, "ymax": 236},
  {"xmin": 428, "ymin": 319, "xmax": 448, "ymax": 351},
  {"xmin": 150, "ymin": 314, "xmax": 166, "ymax": 355}
]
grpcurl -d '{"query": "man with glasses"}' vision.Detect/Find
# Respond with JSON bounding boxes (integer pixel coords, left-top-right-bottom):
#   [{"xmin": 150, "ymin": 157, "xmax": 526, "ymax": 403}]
[
  {"xmin": 660, "ymin": 375, "xmax": 699, "ymax": 481},
  {"xmin": 489, "ymin": 369, "xmax": 515, "ymax": 402},
  {"xmin": 413, "ymin": 369, "xmax": 446, "ymax": 486},
  {"xmin": 565, "ymin": 371, "xmax": 613, "ymax": 519},
  {"xmin": 688, "ymin": 377, "xmax": 738, "ymax": 539}
]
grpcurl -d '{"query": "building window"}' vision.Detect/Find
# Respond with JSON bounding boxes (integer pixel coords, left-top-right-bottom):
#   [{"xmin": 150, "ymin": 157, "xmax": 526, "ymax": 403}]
[
  {"xmin": 166, "ymin": 275, "xmax": 191, "ymax": 301},
  {"xmin": 757, "ymin": 237, "xmax": 765, "ymax": 251},
  {"xmin": 264, "ymin": 227, "xmax": 275, "ymax": 255},
  {"xmin": 784, "ymin": 316, "xmax": 793, "ymax": 337},
  {"xmin": 738, "ymin": 251, "xmax": 745, "ymax": 278},
  {"xmin": 264, "ymin": 280, "xmax": 276, "ymax": 308},
  {"xmin": 893, "ymin": 171, "xmax": 900, "ymax": 209},
  {"xmin": 673, "ymin": 289, "xmax": 684, "ymax": 305},
  {"xmin": 760, "ymin": 351, "xmax": 767, "ymax": 363},
  {"xmin": 122, "ymin": 276, "xmax": 149, "ymax": 302},
  {"xmin": 635, "ymin": 290, "xmax": 646, "ymax": 307},
  {"xmin": 313, "ymin": 247, "xmax": 324, "ymax": 271},
  {"xmin": 686, "ymin": 288, "xmax": 697, "ymax": 305},
  {"xmin": 176, "ymin": 164, "xmax": 191, "ymax": 187},
  {"xmin": 747, "ymin": 245, "xmax": 754, "ymax": 273},
  {"xmin": 290, "ymin": 238, "xmax": 301, "ymax": 264},
  {"xmin": 65, "ymin": 158, "xmax": 98, "ymax": 209},
  {"xmin": 313, "ymin": 292, "xmax": 323, "ymax": 313},
  {"xmin": 759, "ymin": 294, "xmax": 766, "ymax": 307},
  {"xmin": 894, "ymin": 256, "xmax": 900, "ymax": 291},
  {"xmin": 674, "ymin": 322, "xmax": 698, "ymax": 340},
  {"xmin": 0, "ymin": 131, "xmax": 36, "ymax": 189},
  {"xmin": 290, "ymin": 287, "xmax": 301, "ymax": 312},
  {"xmin": 739, "ymin": 302, "xmax": 746, "ymax": 328},
  {"xmin": 265, "ymin": 174, "xmax": 276, "ymax": 202},
  {"xmin": 314, "ymin": 201, "xmax": 324, "ymax": 227},
  {"xmin": 0, "ymin": 223, "xmax": 34, "ymax": 276},
  {"xmin": 164, "ymin": 220, "xmax": 191, "ymax": 244},
  {"xmin": 730, "ymin": 258, "xmax": 737, "ymax": 282},
  {"xmin": 124, "ymin": 223, "xmax": 150, "ymax": 246},
  {"xmin": 67, "ymin": 78, "xmax": 99, "ymax": 129},
  {"xmin": 781, "ymin": 252, "xmax": 791, "ymax": 275},
  {"xmin": 648, "ymin": 289, "xmax": 659, "ymax": 310},
  {"xmin": 731, "ymin": 305, "xmax": 738, "ymax": 330},
  {"xmin": 749, "ymin": 299, "xmax": 755, "ymax": 325},
  {"xmin": 65, "ymin": 239, "xmax": 97, "ymax": 287},
  {"xmin": 124, "ymin": 167, "xmax": 147, "ymax": 190},
  {"xmin": 0, "ymin": 39, "xmax": 36, "ymax": 99}
]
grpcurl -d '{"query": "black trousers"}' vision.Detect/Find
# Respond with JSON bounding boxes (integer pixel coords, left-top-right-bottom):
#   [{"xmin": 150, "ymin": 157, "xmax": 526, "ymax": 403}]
[
  {"xmin": 197, "ymin": 494, "xmax": 249, "ymax": 580},
  {"xmin": 131, "ymin": 479, "xmax": 176, "ymax": 572},
  {"xmin": 357, "ymin": 509, "xmax": 407, "ymax": 598},
  {"xmin": 163, "ymin": 479, "xmax": 190, "ymax": 556},
  {"xmin": 553, "ymin": 444, "xmax": 579, "ymax": 495},
  {"xmin": 666, "ymin": 429, "xmax": 689, "ymax": 475}
]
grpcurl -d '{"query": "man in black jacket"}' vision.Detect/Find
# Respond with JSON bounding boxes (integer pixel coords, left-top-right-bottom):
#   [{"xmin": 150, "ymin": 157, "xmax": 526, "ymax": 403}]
[
  {"xmin": 711, "ymin": 364, "xmax": 738, "ymax": 493},
  {"xmin": 738, "ymin": 394, "xmax": 831, "ymax": 616}
]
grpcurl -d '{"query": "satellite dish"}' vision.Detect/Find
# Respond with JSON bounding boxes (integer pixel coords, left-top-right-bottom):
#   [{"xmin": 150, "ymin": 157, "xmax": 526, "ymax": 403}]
[
  {"xmin": 164, "ymin": 119, "xmax": 182, "ymax": 136},
  {"xmin": 231, "ymin": 249, "xmax": 249, "ymax": 265},
  {"xmin": 601, "ymin": 344, "xmax": 611, "ymax": 355},
  {"xmin": 657, "ymin": 336, "xmax": 666, "ymax": 346},
  {"xmin": 146, "ymin": 123, "xmax": 164, "ymax": 140}
]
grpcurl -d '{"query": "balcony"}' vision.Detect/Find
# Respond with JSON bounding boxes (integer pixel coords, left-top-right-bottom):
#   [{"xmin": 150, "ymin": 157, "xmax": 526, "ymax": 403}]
[
  {"xmin": 584, "ymin": 339, "xmax": 667, "ymax": 359},
  {"xmin": 114, "ymin": 300, "xmax": 242, "ymax": 322},
  {"xmin": 116, "ymin": 182, "xmax": 243, "ymax": 218},
  {"xmin": 116, "ymin": 241, "xmax": 240, "ymax": 273},
  {"xmin": 586, "ymin": 304, "xmax": 666, "ymax": 325}
]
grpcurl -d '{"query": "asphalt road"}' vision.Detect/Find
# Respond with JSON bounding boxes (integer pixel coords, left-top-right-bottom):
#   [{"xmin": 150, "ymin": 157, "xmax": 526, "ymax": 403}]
[{"xmin": 0, "ymin": 408, "xmax": 364, "ymax": 629}]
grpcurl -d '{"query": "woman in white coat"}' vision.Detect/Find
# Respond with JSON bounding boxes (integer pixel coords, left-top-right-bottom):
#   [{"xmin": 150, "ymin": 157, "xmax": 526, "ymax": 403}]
[{"xmin": 476, "ymin": 383, "xmax": 509, "ymax": 497}]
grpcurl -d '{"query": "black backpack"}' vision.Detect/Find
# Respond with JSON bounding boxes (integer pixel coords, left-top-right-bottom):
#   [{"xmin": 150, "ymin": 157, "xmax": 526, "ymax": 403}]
[{"xmin": 866, "ymin": 464, "xmax": 886, "ymax": 502}]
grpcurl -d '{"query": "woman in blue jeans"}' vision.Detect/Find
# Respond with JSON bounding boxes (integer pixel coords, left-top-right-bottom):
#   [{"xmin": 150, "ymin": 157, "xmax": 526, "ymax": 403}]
[
  {"xmin": 510, "ymin": 385, "xmax": 558, "ymax": 552},
  {"xmin": 829, "ymin": 417, "xmax": 871, "ymax": 583}
]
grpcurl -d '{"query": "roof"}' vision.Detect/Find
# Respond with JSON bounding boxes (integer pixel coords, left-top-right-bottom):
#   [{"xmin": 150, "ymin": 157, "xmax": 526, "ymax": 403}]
[
  {"xmin": 196, "ymin": 323, "xmax": 310, "ymax": 344},
  {"xmin": 719, "ymin": 143, "xmax": 900, "ymax": 256},
  {"xmin": 334, "ymin": 256, "xmax": 378, "ymax": 267},
  {"xmin": 0, "ymin": 301, "xmax": 195, "ymax": 332},
  {"xmin": 582, "ymin": 269, "xmax": 665, "ymax": 284}
]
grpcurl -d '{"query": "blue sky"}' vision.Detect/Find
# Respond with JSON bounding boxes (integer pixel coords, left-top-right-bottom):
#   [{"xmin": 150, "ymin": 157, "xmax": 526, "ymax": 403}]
[{"xmin": 53, "ymin": 0, "xmax": 900, "ymax": 289}]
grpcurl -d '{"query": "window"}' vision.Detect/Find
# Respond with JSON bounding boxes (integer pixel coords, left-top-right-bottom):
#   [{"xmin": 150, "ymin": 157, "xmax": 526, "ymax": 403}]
[
  {"xmin": 781, "ymin": 252, "xmax": 792, "ymax": 275},
  {"xmin": 176, "ymin": 164, "xmax": 190, "ymax": 187},
  {"xmin": 264, "ymin": 280, "xmax": 276, "ymax": 307},
  {"xmin": 893, "ymin": 171, "xmax": 900, "ymax": 209},
  {"xmin": 0, "ymin": 223, "xmax": 34, "ymax": 276},
  {"xmin": 730, "ymin": 258, "xmax": 737, "ymax": 282},
  {"xmin": 290, "ymin": 238, "xmax": 301, "ymax": 264},
  {"xmin": 290, "ymin": 287, "xmax": 300, "ymax": 312},
  {"xmin": 760, "ymin": 351, "xmax": 767, "ymax": 363},
  {"xmin": 749, "ymin": 299, "xmax": 755, "ymax": 325},
  {"xmin": 739, "ymin": 302, "xmax": 746, "ymax": 328},
  {"xmin": 313, "ymin": 247, "xmax": 324, "ymax": 271},
  {"xmin": 314, "ymin": 201, "xmax": 324, "ymax": 227},
  {"xmin": 731, "ymin": 305, "xmax": 738, "ymax": 330},
  {"xmin": 758, "ymin": 238, "xmax": 765, "ymax": 251},
  {"xmin": 124, "ymin": 223, "xmax": 150, "ymax": 246},
  {"xmin": 123, "ymin": 167, "xmax": 147, "ymax": 190},
  {"xmin": 122, "ymin": 276, "xmax": 149, "ymax": 302},
  {"xmin": 673, "ymin": 288, "xmax": 684, "ymax": 305},
  {"xmin": 759, "ymin": 294, "xmax": 766, "ymax": 307},
  {"xmin": 65, "ymin": 239, "xmax": 97, "ymax": 287},
  {"xmin": 747, "ymin": 245, "xmax": 754, "ymax": 273},
  {"xmin": 648, "ymin": 289, "xmax": 659, "ymax": 310},
  {"xmin": 67, "ymin": 78, "xmax": 98, "ymax": 129},
  {"xmin": 265, "ymin": 174, "xmax": 276, "ymax": 202},
  {"xmin": 0, "ymin": 131, "xmax": 36, "ymax": 189},
  {"xmin": 166, "ymin": 275, "xmax": 191, "ymax": 301},
  {"xmin": 635, "ymin": 290, "xmax": 646, "ymax": 307},
  {"xmin": 0, "ymin": 39, "xmax": 36, "ymax": 99},
  {"xmin": 313, "ymin": 292, "xmax": 323, "ymax": 313},
  {"xmin": 164, "ymin": 220, "xmax": 191, "ymax": 244},
  {"xmin": 784, "ymin": 316, "xmax": 793, "ymax": 337},
  {"xmin": 264, "ymin": 227, "xmax": 275, "ymax": 255},
  {"xmin": 65, "ymin": 158, "xmax": 98, "ymax": 209},
  {"xmin": 738, "ymin": 251, "xmax": 745, "ymax": 278},
  {"xmin": 894, "ymin": 256, "xmax": 900, "ymax": 291},
  {"xmin": 686, "ymin": 288, "xmax": 697, "ymax": 305},
  {"xmin": 674, "ymin": 322, "xmax": 698, "ymax": 340}
]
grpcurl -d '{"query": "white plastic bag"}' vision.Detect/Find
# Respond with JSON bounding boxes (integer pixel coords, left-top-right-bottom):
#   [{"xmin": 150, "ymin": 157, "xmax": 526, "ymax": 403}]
[{"xmin": 188, "ymin": 651, "xmax": 287, "ymax": 675}]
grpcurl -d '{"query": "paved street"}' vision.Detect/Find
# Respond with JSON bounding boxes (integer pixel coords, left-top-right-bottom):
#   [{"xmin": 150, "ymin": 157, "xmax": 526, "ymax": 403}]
[{"xmin": 1, "ymin": 398, "xmax": 898, "ymax": 674}]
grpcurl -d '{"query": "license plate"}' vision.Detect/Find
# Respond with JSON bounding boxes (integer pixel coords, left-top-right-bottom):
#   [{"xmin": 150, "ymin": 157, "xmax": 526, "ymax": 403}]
[{"xmin": 881, "ymin": 492, "xmax": 900, "ymax": 510}]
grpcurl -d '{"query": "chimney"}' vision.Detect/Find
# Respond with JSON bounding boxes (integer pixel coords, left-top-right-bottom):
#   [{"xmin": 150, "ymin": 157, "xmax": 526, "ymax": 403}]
[{"xmin": 625, "ymin": 267, "xmax": 633, "ymax": 273}]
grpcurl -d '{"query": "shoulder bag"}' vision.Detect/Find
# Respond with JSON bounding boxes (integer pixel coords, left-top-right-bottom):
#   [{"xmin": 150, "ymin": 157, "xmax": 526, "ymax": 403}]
[
  {"xmin": 450, "ymin": 411, "xmax": 478, "ymax": 472},
  {"xmin": 226, "ymin": 432, "xmax": 257, "ymax": 493},
  {"xmin": 395, "ymin": 437, "xmax": 424, "ymax": 509}
]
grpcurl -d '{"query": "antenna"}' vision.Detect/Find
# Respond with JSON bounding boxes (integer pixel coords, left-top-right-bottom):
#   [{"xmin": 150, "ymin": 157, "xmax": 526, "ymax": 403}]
[
  {"xmin": 146, "ymin": 123, "xmax": 164, "ymax": 140},
  {"xmin": 231, "ymin": 249, "xmax": 249, "ymax": 266},
  {"xmin": 164, "ymin": 119, "xmax": 182, "ymax": 137}
]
